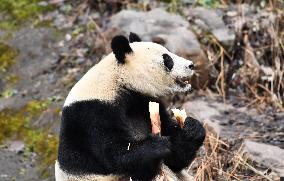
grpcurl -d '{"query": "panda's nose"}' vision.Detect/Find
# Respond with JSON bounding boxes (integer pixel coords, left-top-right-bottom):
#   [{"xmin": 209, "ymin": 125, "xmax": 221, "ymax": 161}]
[{"xmin": 188, "ymin": 63, "xmax": 194, "ymax": 70}]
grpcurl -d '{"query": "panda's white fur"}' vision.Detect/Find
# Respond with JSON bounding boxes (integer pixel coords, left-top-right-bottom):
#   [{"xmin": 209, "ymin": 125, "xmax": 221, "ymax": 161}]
[
  {"xmin": 64, "ymin": 53, "xmax": 120, "ymax": 106},
  {"xmin": 55, "ymin": 161, "xmax": 124, "ymax": 181},
  {"xmin": 64, "ymin": 42, "xmax": 193, "ymax": 107},
  {"xmin": 55, "ymin": 161, "xmax": 194, "ymax": 181}
]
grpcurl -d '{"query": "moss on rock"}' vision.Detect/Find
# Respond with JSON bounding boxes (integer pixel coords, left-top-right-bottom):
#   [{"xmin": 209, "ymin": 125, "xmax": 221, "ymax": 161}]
[
  {"xmin": 0, "ymin": 43, "xmax": 18, "ymax": 73},
  {"xmin": 0, "ymin": 0, "xmax": 54, "ymax": 29},
  {"xmin": 0, "ymin": 100, "xmax": 58, "ymax": 178}
]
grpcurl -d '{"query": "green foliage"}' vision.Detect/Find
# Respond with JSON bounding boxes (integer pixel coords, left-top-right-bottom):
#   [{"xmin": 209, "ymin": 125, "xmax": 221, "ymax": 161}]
[
  {"xmin": 0, "ymin": 0, "xmax": 54, "ymax": 29},
  {"xmin": 5, "ymin": 74, "xmax": 19, "ymax": 86},
  {"xmin": 196, "ymin": 0, "xmax": 220, "ymax": 7},
  {"xmin": 168, "ymin": 0, "xmax": 179, "ymax": 13},
  {"xmin": 0, "ymin": 43, "xmax": 18, "ymax": 73},
  {"xmin": 0, "ymin": 100, "xmax": 49, "ymax": 141},
  {"xmin": 0, "ymin": 43, "xmax": 19, "ymax": 98},
  {"xmin": 0, "ymin": 100, "xmax": 59, "ymax": 177},
  {"xmin": 1, "ymin": 89, "xmax": 18, "ymax": 98},
  {"xmin": 162, "ymin": 0, "xmax": 221, "ymax": 13},
  {"xmin": 0, "ymin": 32, "xmax": 14, "ymax": 41}
]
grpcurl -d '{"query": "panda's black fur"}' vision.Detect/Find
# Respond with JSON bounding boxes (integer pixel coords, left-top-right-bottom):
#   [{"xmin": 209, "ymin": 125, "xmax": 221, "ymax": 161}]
[
  {"xmin": 111, "ymin": 35, "xmax": 133, "ymax": 64},
  {"xmin": 57, "ymin": 33, "xmax": 205, "ymax": 181}
]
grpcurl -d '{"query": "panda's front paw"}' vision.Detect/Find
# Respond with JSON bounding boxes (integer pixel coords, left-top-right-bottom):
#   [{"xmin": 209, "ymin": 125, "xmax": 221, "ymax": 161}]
[
  {"xmin": 182, "ymin": 117, "xmax": 206, "ymax": 146},
  {"xmin": 146, "ymin": 135, "xmax": 171, "ymax": 158}
]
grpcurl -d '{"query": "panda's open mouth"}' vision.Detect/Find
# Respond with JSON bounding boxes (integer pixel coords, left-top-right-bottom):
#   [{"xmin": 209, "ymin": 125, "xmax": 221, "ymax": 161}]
[{"xmin": 175, "ymin": 77, "xmax": 190, "ymax": 88}]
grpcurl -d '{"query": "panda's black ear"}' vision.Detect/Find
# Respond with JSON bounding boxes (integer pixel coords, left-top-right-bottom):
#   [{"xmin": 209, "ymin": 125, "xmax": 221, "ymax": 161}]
[
  {"xmin": 129, "ymin": 32, "xmax": 142, "ymax": 43},
  {"xmin": 111, "ymin": 35, "xmax": 133, "ymax": 64}
]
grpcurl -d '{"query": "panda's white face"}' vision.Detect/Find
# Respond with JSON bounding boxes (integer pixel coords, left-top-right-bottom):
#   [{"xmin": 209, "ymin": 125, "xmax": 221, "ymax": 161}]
[
  {"xmin": 63, "ymin": 33, "xmax": 195, "ymax": 106},
  {"xmin": 120, "ymin": 42, "xmax": 194, "ymax": 97}
]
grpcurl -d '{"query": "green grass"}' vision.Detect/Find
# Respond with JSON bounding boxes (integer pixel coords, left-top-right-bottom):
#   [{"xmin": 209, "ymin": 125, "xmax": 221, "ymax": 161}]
[
  {"xmin": 162, "ymin": 0, "xmax": 221, "ymax": 14},
  {"xmin": 0, "ymin": 43, "xmax": 19, "ymax": 98},
  {"xmin": 0, "ymin": 43, "xmax": 18, "ymax": 73},
  {"xmin": 0, "ymin": 100, "xmax": 59, "ymax": 178},
  {"xmin": 0, "ymin": 0, "xmax": 54, "ymax": 29},
  {"xmin": 196, "ymin": 0, "xmax": 220, "ymax": 8}
]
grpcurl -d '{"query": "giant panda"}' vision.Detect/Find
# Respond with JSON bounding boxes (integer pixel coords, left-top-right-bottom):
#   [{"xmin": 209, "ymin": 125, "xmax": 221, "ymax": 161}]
[{"xmin": 56, "ymin": 33, "xmax": 205, "ymax": 181}]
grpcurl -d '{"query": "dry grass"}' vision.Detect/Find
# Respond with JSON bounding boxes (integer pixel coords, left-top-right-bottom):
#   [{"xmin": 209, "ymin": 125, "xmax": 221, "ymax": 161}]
[
  {"xmin": 202, "ymin": 0, "xmax": 284, "ymax": 110},
  {"xmin": 193, "ymin": 123, "xmax": 278, "ymax": 181}
]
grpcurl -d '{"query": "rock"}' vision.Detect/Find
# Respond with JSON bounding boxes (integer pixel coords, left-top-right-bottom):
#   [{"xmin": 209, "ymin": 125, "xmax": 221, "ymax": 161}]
[
  {"xmin": 182, "ymin": 99, "xmax": 233, "ymax": 135},
  {"xmin": 7, "ymin": 141, "xmax": 25, "ymax": 153},
  {"xmin": 9, "ymin": 27, "xmax": 60, "ymax": 78},
  {"xmin": 185, "ymin": 7, "xmax": 235, "ymax": 46},
  {"xmin": 223, "ymin": 4, "xmax": 276, "ymax": 31},
  {"xmin": 0, "ymin": 97, "xmax": 29, "ymax": 111},
  {"xmin": 0, "ymin": 149, "xmax": 38, "ymax": 181},
  {"xmin": 37, "ymin": 1, "xmax": 49, "ymax": 6},
  {"xmin": 108, "ymin": 9, "xmax": 200, "ymax": 54},
  {"xmin": 203, "ymin": 119, "xmax": 221, "ymax": 135},
  {"xmin": 65, "ymin": 34, "xmax": 72, "ymax": 41},
  {"xmin": 0, "ymin": 79, "xmax": 4, "ymax": 92},
  {"xmin": 107, "ymin": 8, "xmax": 209, "ymax": 88},
  {"xmin": 243, "ymin": 140, "xmax": 284, "ymax": 176},
  {"xmin": 32, "ymin": 106, "xmax": 61, "ymax": 134},
  {"xmin": 53, "ymin": 12, "xmax": 68, "ymax": 29},
  {"xmin": 184, "ymin": 99, "xmax": 221, "ymax": 120},
  {"xmin": 4, "ymin": 27, "xmax": 65, "ymax": 100}
]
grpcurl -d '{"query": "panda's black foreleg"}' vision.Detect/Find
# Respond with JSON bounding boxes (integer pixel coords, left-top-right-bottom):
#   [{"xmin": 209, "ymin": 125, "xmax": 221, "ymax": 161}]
[
  {"xmin": 104, "ymin": 134, "xmax": 171, "ymax": 181},
  {"xmin": 164, "ymin": 117, "xmax": 206, "ymax": 172},
  {"xmin": 158, "ymin": 103, "xmax": 205, "ymax": 172}
]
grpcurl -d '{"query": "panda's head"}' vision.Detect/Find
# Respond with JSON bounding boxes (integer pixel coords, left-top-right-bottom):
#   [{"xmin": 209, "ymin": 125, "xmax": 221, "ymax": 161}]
[{"xmin": 113, "ymin": 33, "xmax": 194, "ymax": 97}]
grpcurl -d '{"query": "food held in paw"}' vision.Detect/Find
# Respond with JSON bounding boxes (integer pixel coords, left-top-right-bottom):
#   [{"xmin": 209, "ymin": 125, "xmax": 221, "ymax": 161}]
[
  {"xmin": 149, "ymin": 102, "xmax": 161, "ymax": 135},
  {"xmin": 171, "ymin": 108, "xmax": 187, "ymax": 128}
]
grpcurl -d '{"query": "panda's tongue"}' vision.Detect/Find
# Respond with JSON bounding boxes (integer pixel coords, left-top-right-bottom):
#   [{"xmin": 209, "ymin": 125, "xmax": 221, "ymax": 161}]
[{"xmin": 175, "ymin": 77, "xmax": 189, "ymax": 88}]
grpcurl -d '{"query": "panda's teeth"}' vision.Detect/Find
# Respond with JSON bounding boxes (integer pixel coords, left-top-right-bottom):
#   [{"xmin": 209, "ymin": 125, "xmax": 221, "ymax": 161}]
[{"xmin": 185, "ymin": 80, "xmax": 189, "ymax": 84}]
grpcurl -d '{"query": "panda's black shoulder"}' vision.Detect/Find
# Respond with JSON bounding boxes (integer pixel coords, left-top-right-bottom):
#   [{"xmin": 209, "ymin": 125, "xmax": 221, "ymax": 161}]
[
  {"xmin": 61, "ymin": 99, "xmax": 122, "ymax": 131},
  {"xmin": 58, "ymin": 99, "xmax": 125, "ymax": 174},
  {"xmin": 59, "ymin": 89, "xmax": 158, "ymax": 139}
]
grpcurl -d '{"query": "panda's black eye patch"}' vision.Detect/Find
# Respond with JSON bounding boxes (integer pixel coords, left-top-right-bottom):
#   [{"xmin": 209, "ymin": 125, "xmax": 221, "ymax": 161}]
[{"xmin": 163, "ymin": 54, "xmax": 173, "ymax": 71}]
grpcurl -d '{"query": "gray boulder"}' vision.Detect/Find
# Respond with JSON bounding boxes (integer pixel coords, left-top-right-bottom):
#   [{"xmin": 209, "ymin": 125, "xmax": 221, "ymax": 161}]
[
  {"xmin": 0, "ymin": 149, "xmax": 38, "ymax": 181},
  {"xmin": 0, "ymin": 97, "xmax": 29, "ymax": 111},
  {"xmin": 182, "ymin": 99, "xmax": 234, "ymax": 135},
  {"xmin": 185, "ymin": 7, "xmax": 235, "ymax": 45},
  {"xmin": 109, "ymin": 9, "xmax": 201, "ymax": 56},
  {"xmin": 243, "ymin": 140, "xmax": 284, "ymax": 177}
]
